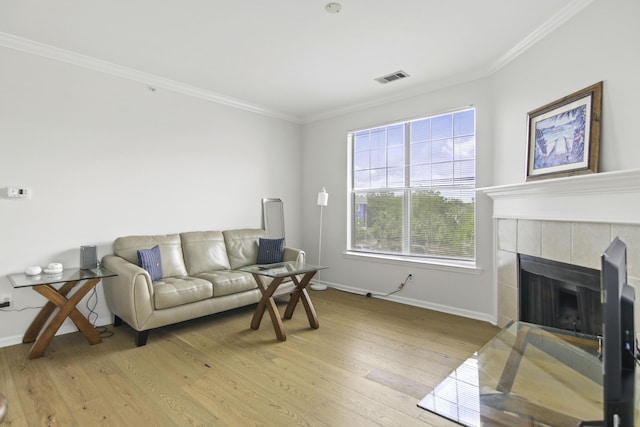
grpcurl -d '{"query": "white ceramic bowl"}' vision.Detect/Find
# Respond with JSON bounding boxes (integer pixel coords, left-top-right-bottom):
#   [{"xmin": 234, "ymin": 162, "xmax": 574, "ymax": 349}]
[
  {"xmin": 47, "ymin": 262, "xmax": 63, "ymax": 271},
  {"xmin": 25, "ymin": 265, "xmax": 42, "ymax": 276}
]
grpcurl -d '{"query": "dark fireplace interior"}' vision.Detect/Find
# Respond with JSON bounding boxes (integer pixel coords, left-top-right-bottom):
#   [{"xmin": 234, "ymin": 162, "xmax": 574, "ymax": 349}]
[{"xmin": 519, "ymin": 254, "xmax": 602, "ymax": 336}]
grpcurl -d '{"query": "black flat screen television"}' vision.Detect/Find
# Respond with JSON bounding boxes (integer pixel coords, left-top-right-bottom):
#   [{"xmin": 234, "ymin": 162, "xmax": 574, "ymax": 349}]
[{"xmin": 601, "ymin": 237, "xmax": 636, "ymax": 426}]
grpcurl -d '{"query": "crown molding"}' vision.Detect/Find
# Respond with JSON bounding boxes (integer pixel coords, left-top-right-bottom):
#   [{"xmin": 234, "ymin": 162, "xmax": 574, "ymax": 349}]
[
  {"xmin": 301, "ymin": 68, "xmax": 488, "ymax": 124},
  {"xmin": 0, "ymin": 32, "xmax": 301, "ymax": 123},
  {"xmin": 303, "ymin": 0, "xmax": 596, "ymax": 124},
  {"xmin": 487, "ymin": 0, "xmax": 596, "ymax": 75},
  {"xmin": 0, "ymin": 0, "xmax": 594, "ymax": 126}
]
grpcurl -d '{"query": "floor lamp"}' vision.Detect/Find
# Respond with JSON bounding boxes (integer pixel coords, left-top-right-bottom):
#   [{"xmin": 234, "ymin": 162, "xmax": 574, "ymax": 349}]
[{"xmin": 310, "ymin": 187, "xmax": 328, "ymax": 291}]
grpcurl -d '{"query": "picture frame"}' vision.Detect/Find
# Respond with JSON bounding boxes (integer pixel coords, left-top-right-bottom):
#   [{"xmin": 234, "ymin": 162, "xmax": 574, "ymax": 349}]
[{"xmin": 526, "ymin": 81, "xmax": 602, "ymax": 181}]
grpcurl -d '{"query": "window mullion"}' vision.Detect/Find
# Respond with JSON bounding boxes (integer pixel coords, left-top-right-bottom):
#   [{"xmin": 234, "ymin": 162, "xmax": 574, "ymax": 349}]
[{"xmin": 403, "ymin": 122, "xmax": 411, "ymax": 253}]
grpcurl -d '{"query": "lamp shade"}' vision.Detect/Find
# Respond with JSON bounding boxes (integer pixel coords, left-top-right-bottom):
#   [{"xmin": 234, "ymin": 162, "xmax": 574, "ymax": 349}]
[{"xmin": 317, "ymin": 188, "xmax": 329, "ymax": 206}]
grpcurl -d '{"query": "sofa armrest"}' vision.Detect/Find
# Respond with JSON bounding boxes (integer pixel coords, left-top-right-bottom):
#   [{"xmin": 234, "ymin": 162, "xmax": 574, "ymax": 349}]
[
  {"xmin": 101, "ymin": 254, "xmax": 155, "ymax": 331},
  {"xmin": 283, "ymin": 247, "xmax": 305, "ymax": 263}
]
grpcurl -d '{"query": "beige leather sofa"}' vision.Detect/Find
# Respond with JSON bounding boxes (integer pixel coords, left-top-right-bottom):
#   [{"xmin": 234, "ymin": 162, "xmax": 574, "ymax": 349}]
[{"xmin": 101, "ymin": 229, "xmax": 304, "ymax": 346}]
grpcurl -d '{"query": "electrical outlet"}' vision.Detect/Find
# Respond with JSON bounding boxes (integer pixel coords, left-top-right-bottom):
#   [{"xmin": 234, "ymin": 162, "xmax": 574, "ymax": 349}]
[{"xmin": 0, "ymin": 294, "xmax": 11, "ymax": 308}]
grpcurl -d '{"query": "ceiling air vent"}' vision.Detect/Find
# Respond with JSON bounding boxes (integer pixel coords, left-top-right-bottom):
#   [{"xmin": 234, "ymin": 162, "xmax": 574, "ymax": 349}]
[{"xmin": 375, "ymin": 70, "xmax": 410, "ymax": 84}]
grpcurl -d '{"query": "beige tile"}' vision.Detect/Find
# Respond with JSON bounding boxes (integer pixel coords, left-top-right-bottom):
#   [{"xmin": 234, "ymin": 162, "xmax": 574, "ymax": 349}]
[
  {"xmin": 572, "ymin": 222, "xmax": 612, "ymax": 269},
  {"xmin": 497, "ymin": 249, "xmax": 518, "ymax": 287},
  {"xmin": 497, "ymin": 219, "xmax": 517, "ymax": 252},
  {"xmin": 541, "ymin": 221, "xmax": 572, "ymax": 264},
  {"xmin": 498, "ymin": 281, "xmax": 517, "ymax": 323},
  {"xmin": 611, "ymin": 224, "xmax": 640, "ymax": 279},
  {"xmin": 517, "ymin": 220, "xmax": 541, "ymax": 257},
  {"xmin": 498, "ymin": 313, "xmax": 513, "ymax": 329}
]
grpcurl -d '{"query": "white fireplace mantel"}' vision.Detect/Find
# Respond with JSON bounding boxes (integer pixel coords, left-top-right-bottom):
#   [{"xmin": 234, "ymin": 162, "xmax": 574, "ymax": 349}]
[{"xmin": 478, "ymin": 169, "xmax": 640, "ymax": 225}]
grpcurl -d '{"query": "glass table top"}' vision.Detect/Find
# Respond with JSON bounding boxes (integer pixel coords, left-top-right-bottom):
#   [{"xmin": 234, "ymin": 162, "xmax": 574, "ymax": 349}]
[
  {"xmin": 239, "ymin": 261, "xmax": 327, "ymax": 278},
  {"xmin": 418, "ymin": 321, "xmax": 640, "ymax": 426},
  {"xmin": 8, "ymin": 267, "xmax": 116, "ymax": 288}
]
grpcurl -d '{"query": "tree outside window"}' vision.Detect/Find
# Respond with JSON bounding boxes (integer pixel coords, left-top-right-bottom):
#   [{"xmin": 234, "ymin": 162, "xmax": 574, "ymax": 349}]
[{"xmin": 350, "ymin": 108, "xmax": 476, "ymax": 261}]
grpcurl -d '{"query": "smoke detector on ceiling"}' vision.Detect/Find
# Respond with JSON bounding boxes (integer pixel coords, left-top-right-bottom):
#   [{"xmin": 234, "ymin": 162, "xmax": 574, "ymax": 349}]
[
  {"xmin": 375, "ymin": 70, "xmax": 410, "ymax": 84},
  {"xmin": 325, "ymin": 3, "xmax": 342, "ymax": 14}
]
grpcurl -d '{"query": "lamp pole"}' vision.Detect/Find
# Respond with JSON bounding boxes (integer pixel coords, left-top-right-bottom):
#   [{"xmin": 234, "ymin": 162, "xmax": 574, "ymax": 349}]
[{"xmin": 311, "ymin": 188, "xmax": 328, "ymax": 291}]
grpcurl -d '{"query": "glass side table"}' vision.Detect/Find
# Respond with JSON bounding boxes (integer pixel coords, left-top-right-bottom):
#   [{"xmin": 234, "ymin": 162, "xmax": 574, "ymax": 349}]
[
  {"xmin": 8, "ymin": 267, "xmax": 116, "ymax": 359},
  {"xmin": 239, "ymin": 261, "xmax": 327, "ymax": 341}
]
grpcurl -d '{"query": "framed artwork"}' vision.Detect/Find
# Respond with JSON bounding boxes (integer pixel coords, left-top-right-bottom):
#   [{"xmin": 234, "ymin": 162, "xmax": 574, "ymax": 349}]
[{"xmin": 526, "ymin": 81, "xmax": 602, "ymax": 181}]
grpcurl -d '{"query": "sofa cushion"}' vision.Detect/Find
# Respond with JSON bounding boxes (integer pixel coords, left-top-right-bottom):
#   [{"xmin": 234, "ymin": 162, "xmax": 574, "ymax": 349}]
[
  {"xmin": 137, "ymin": 245, "xmax": 163, "ymax": 281},
  {"xmin": 114, "ymin": 234, "xmax": 188, "ymax": 278},
  {"xmin": 256, "ymin": 238, "xmax": 285, "ymax": 264},
  {"xmin": 153, "ymin": 276, "xmax": 213, "ymax": 309},
  {"xmin": 222, "ymin": 229, "xmax": 266, "ymax": 269},
  {"xmin": 195, "ymin": 271, "xmax": 258, "ymax": 297},
  {"xmin": 181, "ymin": 231, "xmax": 231, "ymax": 274}
]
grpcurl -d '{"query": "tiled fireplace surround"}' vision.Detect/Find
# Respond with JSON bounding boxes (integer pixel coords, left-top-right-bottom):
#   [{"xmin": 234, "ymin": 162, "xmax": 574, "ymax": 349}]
[{"xmin": 481, "ymin": 169, "xmax": 640, "ymax": 330}]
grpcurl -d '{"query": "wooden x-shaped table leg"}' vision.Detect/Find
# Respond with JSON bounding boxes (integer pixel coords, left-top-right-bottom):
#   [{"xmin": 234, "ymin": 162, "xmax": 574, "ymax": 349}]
[
  {"xmin": 24, "ymin": 278, "xmax": 102, "ymax": 359},
  {"xmin": 283, "ymin": 271, "xmax": 319, "ymax": 328},
  {"xmin": 250, "ymin": 270, "xmax": 319, "ymax": 341},
  {"xmin": 251, "ymin": 275, "xmax": 287, "ymax": 340}
]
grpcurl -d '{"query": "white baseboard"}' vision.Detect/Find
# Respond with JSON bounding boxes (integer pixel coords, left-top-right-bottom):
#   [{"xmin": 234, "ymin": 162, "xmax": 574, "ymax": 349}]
[
  {"xmin": 1, "ymin": 283, "xmax": 496, "ymax": 349},
  {"xmin": 318, "ymin": 280, "xmax": 497, "ymax": 325},
  {"xmin": 0, "ymin": 315, "xmax": 113, "ymax": 349}
]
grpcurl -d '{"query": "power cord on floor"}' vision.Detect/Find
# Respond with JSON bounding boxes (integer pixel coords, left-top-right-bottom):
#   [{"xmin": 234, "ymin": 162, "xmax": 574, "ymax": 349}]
[
  {"xmin": 365, "ymin": 274, "xmax": 413, "ymax": 298},
  {"xmin": 0, "ymin": 305, "xmax": 44, "ymax": 312},
  {"xmin": 86, "ymin": 285, "xmax": 113, "ymax": 339}
]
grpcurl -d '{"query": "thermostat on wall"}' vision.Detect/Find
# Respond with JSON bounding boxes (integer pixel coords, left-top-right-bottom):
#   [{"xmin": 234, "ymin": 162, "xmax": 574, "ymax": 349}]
[{"xmin": 7, "ymin": 188, "xmax": 31, "ymax": 199}]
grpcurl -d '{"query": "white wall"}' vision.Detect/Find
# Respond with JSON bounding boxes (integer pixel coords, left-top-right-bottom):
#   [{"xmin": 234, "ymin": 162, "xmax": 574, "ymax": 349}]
[
  {"xmin": 301, "ymin": 79, "xmax": 496, "ymax": 322},
  {"xmin": 491, "ymin": 0, "xmax": 640, "ymax": 184},
  {"xmin": 0, "ymin": 47, "xmax": 303, "ymax": 346},
  {"xmin": 299, "ymin": 0, "xmax": 640, "ymax": 323},
  {"xmin": 2, "ymin": 0, "xmax": 638, "ymax": 346}
]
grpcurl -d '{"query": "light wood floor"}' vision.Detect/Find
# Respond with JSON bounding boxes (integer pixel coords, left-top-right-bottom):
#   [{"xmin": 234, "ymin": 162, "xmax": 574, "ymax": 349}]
[{"xmin": 0, "ymin": 288, "xmax": 499, "ymax": 426}]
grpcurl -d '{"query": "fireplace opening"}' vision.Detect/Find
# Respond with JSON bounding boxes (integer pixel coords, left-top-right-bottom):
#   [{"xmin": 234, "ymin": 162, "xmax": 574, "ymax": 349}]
[
  {"xmin": 518, "ymin": 254, "xmax": 601, "ymax": 336},
  {"xmin": 558, "ymin": 287, "xmax": 581, "ymax": 332}
]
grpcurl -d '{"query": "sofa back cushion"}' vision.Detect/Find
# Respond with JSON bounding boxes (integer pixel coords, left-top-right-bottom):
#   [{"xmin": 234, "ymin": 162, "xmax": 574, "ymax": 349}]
[
  {"xmin": 180, "ymin": 231, "xmax": 231, "ymax": 274},
  {"xmin": 113, "ymin": 234, "xmax": 188, "ymax": 278},
  {"xmin": 222, "ymin": 229, "xmax": 266, "ymax": 269}
]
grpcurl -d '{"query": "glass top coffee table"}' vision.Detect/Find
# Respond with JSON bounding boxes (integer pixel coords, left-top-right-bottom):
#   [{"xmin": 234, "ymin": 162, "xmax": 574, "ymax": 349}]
[
  {"xmin": 239, "ymin": 261, "xmax": 327, "ymax": 341},
  {"xmin": 418, "ymin": 321, "xmax": 638, "ymax": 426},
  {"xmin": 8, "ymin": 267, "xmax": 116, "ymax": 359}
]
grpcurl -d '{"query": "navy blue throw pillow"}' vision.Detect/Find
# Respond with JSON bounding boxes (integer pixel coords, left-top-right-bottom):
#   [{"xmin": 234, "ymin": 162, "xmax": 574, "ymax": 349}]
[
  {"xmin": 137, "ymin": 245, "xmax": 163, "ymax": 281},
  {"xmin": 256, "ymin": 238, "xmax": 285, "ymax": 264}
]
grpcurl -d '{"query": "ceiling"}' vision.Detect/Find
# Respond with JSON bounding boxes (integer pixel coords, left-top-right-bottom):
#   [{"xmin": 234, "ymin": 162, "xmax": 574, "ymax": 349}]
[{"xmin": 0, "ymin": 0, "xmax": 592, "ymax": 122}]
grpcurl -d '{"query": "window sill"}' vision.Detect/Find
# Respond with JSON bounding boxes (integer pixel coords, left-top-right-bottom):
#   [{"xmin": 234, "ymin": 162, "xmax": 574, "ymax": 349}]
[{"xmin": 343, "ymin": 251, "xmax": 483, "ymax": 275}]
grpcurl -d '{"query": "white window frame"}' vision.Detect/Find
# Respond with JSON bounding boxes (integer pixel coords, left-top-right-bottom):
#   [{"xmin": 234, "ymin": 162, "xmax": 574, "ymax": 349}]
[{"xmin": 347, "ymin": 107, "xmax": 477, "ymax": 267}]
